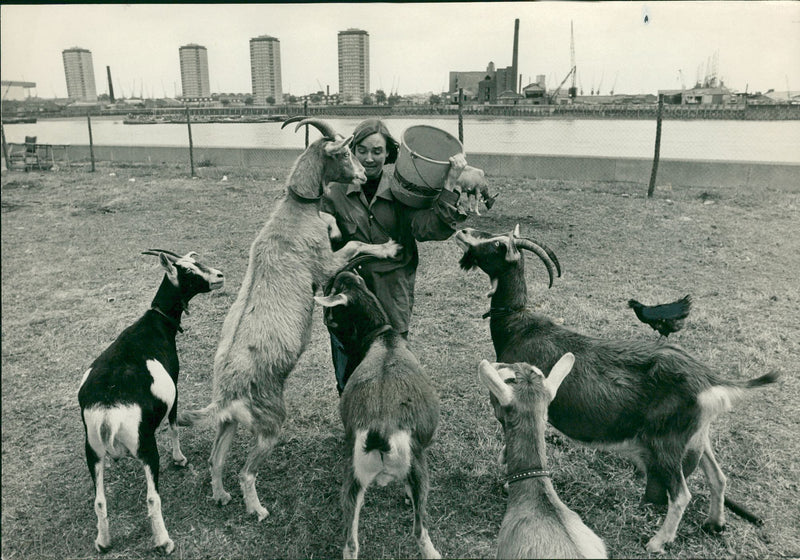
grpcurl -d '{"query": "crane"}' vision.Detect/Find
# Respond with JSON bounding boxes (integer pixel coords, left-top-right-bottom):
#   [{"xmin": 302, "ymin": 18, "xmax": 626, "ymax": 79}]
[
  {"xmin": 548, "ymin": 66, "xmax": 576, "ymax": 104},
  {"xmin": 568, "ymin": 21, "xmax": 577, "ymax": 99}
]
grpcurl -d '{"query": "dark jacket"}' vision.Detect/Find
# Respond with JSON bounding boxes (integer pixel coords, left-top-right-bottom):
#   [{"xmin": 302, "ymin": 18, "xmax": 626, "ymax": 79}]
[{"xmin": 321, "ymin": 164, "xmax": 467, "ymax": 333}]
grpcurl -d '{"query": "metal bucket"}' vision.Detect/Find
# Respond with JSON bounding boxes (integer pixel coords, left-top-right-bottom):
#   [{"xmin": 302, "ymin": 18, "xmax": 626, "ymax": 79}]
[{"xmin": 394, "ymin": 125, "xmax": 463, "ymax": 192}]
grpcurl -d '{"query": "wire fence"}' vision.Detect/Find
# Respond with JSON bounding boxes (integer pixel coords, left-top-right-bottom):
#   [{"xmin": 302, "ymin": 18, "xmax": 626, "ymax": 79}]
[{"xmin": 2, "ymin": 99, "xmax": 798, "ymax": 179}]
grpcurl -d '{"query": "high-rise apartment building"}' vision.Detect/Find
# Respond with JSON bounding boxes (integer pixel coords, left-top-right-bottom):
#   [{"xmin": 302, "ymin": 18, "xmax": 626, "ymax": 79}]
[
  {"xmin": 338, "ymin": 29, "xmax": 369, "ymax": 104},
  {"xmin": 250, "ymin": 35, "xmax": 282, "ymax": 105},
  {"xmin": 62, "ymin": 47, "xmax": 97, "ymax": 102},
  {"xmin": 179, "ymin": 44, "xmax": 211, "ymax": 98}
]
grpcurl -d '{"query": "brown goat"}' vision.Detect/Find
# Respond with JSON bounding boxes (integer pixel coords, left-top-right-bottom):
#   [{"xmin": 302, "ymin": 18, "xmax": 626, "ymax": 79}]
[
  {"xmin": 479, "ymin": 355, "xmax": 607, "ymax": 559},
  {"xmin": 315, "ymin": 270, "xmax": 440, "ymax": 559},
  {"xmin": 180, "ymin": 119, "xmax": 401, "ymax": 521}
]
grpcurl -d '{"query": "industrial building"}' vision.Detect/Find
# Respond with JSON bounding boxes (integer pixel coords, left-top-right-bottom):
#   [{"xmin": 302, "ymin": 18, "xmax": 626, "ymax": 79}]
[
  {"xmin": 179, "ymin": 44, "xmax": 211, "ymax": 99},
  {"xmin": 62, "ymin": 47, "xmax": 97, "ymax": 102},
  {"xmin": 250, "ymin": 35, "xmax": 283, "ymax": 104},
  {"xmin": 338, "ymin": 28, "xmax": 369, "ymax": 104}
]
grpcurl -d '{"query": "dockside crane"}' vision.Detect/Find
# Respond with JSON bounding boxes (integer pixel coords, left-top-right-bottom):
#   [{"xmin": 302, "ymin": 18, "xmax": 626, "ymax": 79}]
[
  {"xmin": 548, "ymin": 66, "xmax": 576, "ymax": 104},
  {"xmin": 550, "ymin": 21, "xmax": 578, "ymax": 104}
]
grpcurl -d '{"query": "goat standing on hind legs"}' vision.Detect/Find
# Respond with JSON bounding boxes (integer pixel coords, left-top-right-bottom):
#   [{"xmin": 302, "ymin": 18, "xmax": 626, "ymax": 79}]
[
  {"xmin": 179, "ymin": 118, "xmax": 402, "ymax": 521},
  {"xmin": 79, "ymin": 250, "xmax": 224, "ymax": 555}
]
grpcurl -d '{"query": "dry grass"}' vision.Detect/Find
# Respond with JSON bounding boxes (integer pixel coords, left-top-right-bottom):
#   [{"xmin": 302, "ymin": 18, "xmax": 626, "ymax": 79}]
[{"xmin": 2, "ymin": 161, "xmax": 799, "ymax": 559}]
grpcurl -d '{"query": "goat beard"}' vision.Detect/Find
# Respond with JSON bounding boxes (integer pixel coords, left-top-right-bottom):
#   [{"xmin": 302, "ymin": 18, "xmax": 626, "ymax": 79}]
[{"xmin": 459, "ymin": 250, "xmax": 479, "ymax": 271}]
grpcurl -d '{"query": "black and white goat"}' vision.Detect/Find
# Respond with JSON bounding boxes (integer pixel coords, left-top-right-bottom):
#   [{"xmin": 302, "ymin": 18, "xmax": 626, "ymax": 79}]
[
  {"xmin": 315, "ymin": 270, "xmax": 441, "ymax": 559},
  {"xmin": 78, "ymin": 250, "xmax": 224, "ymax": 554},
  {"xmin": 454, "ymin": 225, "xmax": 779, "ymax": 553},
  {"xmin": 178, "ymin": 118, "xmax": 401, "ymax": 521},
  {"xmin": 478, "ymin": 355, "xmax": 607, "ymax": 559}
]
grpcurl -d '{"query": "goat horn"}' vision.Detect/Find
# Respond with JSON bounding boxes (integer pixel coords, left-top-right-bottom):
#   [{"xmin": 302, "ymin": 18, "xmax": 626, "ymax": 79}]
[
  {"xmin": 513, "ymin": 239, "xmax": 557, "ymax": 289},
  {"xmin": 519, "ymin": 237, "xmax": 562, "ymax": 277},
  {"xmin": 142, "ymin": 249, "xmax": 180, "ymax": 261},
  {"xmin": 282, "ymin": 117, "xmax": 339, "ymax": 140}
]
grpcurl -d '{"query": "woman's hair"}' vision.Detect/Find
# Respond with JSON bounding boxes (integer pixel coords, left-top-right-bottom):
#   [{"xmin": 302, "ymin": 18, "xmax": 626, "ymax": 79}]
[{"xmin": 350, "ymin": 119, "xmax": 399, "ymax": 164}]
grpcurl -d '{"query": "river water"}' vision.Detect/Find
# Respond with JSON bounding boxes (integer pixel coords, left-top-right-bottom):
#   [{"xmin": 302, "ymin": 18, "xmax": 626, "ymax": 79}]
[{"xmin": 4, "ymin": 116, "xmax": 799, "ymax": 164}]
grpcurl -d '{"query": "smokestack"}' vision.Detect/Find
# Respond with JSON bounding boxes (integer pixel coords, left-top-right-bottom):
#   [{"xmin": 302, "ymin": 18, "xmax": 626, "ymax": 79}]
[
  {"xmin": 512, "ymin": 19, "xmax": 520, "ymax": 93},
  {"xmin": 106, "ymin": 66, "xmax": 115, "ymax": 103}
]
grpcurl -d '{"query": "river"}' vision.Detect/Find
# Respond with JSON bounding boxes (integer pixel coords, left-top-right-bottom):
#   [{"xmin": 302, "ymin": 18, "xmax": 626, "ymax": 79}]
[{"xmin": 4, "ymin": 116, "xmax": 799, "ymax": 164}]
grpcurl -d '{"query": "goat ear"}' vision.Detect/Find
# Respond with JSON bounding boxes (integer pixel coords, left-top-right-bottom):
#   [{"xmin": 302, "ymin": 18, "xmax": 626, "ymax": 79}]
[
  {"xmin": 313, "ymin": 293, "xmax": 349, "ymax": 308},
  {"xmin": 505, "ymin": 227, "xmax": 520, "ymax": 263},
  {"xmin": 325, "ymin": 136, "xmax": 351, "ymax": 154},
  {"xmin": 159, "ymin": 253, "xmax": 179, "ymax": 286},
  {"xmin": 543, "ymin": 352, "xmax": 575, "ymax": 400},
  {"xmin": 478, "ymin": 360, "xmax": 514, "ymax": 406}
]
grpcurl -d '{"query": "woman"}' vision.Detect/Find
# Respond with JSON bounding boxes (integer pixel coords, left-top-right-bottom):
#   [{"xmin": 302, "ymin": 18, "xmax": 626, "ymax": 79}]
[{"xmin": 321, "ymin": 118, "xmax": 467, "ymax": 393}]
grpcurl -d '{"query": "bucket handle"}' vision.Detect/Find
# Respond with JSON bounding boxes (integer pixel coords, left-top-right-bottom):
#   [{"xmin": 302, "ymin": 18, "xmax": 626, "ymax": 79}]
[{"xmin": 409, "ymin": 150, "xmax": 464, "ymax": 191}]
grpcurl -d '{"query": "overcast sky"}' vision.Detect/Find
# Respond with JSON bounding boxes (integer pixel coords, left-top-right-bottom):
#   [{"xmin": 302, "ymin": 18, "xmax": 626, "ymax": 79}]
[{"xmin": 2, "ymin": 2, "xmax": 799, "ymax": 99}]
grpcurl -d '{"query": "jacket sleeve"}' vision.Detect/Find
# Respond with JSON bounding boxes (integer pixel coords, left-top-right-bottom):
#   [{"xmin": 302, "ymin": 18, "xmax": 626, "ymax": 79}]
[{"xmin": 405, "ymin": 188, "xmax": 468, "ymax": 242}]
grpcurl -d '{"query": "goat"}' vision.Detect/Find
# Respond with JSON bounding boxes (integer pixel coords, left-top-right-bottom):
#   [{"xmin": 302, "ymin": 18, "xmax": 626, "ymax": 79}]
[
  {"xmin": 455, "ymin": 165, "xmax": 499, "ymax": 216},
  {"xmin": 315, "ymin": 270, "xmax": 441, "ymax": 559},
  {"xmin": 454, "ymin": 224, "xmax": 780, "ymax": 553},
  {"xmin": 178, "ymin": 118, "xmax": 402, "ymax": 521},
  {"xmin": 78, "ymin": 250, "xmax": 224, "ymax": 554},
  {"xmin": 478, "ymin": 355, "xmax": 607, "ymax": 559}
]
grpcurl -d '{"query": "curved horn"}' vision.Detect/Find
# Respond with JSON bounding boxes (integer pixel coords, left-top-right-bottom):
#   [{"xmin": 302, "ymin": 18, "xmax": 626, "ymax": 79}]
[
  {"xmin": 514, "ymin": 239, "xmax": 557, "ymax": 289},
  {"xmin": 280, "ymin": 115, "xmax": 306, "ymax": 129},
  {"xmin": 282, "ymin": 117, "xmax": 339, "ymax": 140},
  {"xmin": 142, "ymin": 249, "xmax": 180, "ymax": 261},
  {"xmin": 519, "ymin": 237, "xmax": 562, "ymax": 277}
]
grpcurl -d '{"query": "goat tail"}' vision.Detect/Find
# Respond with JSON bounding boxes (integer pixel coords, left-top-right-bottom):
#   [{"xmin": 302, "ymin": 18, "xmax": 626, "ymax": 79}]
[
  {"xmin": 743, "ymin": 370, "xmax": 780, "ymax": 389},
  {"xmin": 724, "ymin": 496, "xmax": 764, "ymax": 527},
  {"xmin": 177, "ymin": 403, "xmax": 217, "ymax": 427},
  {"xmin": 364, "ymin": 429, "xmax": 392, "ymax": 454}
]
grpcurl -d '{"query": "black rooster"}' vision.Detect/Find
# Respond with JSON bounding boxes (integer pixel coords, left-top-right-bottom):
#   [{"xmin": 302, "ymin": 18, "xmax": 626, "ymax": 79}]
[{"xmin": 628, "ymin": 294, "xmax": 692, "ymax": 338}]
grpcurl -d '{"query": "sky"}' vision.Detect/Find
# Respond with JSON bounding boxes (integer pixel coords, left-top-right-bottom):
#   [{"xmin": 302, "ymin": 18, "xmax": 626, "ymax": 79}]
[{"xmin": 2, "ymin": 2, "xmax": 799, "ymax": 100}]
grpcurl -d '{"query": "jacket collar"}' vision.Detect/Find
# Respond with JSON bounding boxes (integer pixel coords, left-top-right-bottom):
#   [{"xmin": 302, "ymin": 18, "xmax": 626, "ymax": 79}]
[{"xmin": 346, "ymin": 165, "xmax": 395, "ymax": 202}]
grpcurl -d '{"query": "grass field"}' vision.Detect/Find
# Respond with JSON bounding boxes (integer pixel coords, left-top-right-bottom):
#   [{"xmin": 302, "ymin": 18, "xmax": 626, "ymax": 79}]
[{"xmin": 2, "ymin": 160, "xmax": 799, "ymax": 559}]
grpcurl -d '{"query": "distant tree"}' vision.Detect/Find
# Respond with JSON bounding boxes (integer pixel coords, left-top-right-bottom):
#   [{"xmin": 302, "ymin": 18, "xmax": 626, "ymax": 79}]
[
  {"xmin": 220, "ymin": 98, "xmax": 230, "ymax": 106},
  {"xmin": 244, "ymin": 95, "xmax": 254, "ymax": 106},
  {"xmin": 266, "ymin": 96, "xmax": 275, "ymax": 105},
  {"xmin": 429, "ymin": 94, "xmax": 442, "ymax": 105},
  {"xmin": 388, "ymin": 93, "xmax": 402, "ymax": 106},
  {"xmin": 310, "ymin": 93, "xmax": 323, "ymax": 104},
  {"xmin": 288, "ymin": 95, "xmax": 299, "ymax": 104},
  {"xmin": 375, "ymin": 89, "xmax": 387, "ymax": 105},
  {"xmin": 98, "ymin": 93, "xmax": 110, "ymax": 102},
  {"xmin": 362, "ymin": 95, "xmax": 373, "ymax": 105}
]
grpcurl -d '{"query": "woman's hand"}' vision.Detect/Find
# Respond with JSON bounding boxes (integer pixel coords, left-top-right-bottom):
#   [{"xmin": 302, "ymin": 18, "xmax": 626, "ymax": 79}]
[{"xmin": 444, "ymin": 153, "xmax": 468, "ymax": 191}]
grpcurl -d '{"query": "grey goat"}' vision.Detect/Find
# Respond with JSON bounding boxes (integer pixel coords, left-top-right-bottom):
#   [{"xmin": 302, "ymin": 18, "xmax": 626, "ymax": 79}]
[
  {"xmin": 479, "ymin": 355, "xmax": 607, "ymax": 559},
  {"xmin": 180, "ymin": 118, "xmax": 401, "ymax": 521},
  {"xmin": 315, "ymin": 270, "xmax": 441, "ymax": 559}
]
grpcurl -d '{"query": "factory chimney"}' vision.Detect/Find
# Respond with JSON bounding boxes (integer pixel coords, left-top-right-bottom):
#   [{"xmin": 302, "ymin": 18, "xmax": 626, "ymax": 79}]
[
  {"xmin": 106, "ymin": 66, "xmax": 115, "ymax": 103},
  {"xmin": 512, "ymin": 18, "xmax": 520, "ymax": 93}
]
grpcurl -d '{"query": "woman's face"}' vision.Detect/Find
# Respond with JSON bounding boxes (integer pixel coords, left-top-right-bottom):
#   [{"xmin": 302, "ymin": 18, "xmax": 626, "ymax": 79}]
[{"xmin": 355, "ymin": 133, "xmax": 388, "ymax": 179}]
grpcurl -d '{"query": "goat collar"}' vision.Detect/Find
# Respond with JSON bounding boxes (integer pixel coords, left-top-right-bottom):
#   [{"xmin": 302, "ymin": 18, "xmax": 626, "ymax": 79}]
[
  {"xmin": 287, "ymin": 188, "xmax": 322, "ymax": 204},
  {"xmin": 505, "ymin": 468, "xmax": 551, "ymax": 485},
  {"xmin": 150, "ymin": 306, "xmax": 184, "ymax": 333},
  {"xmin": 483, "ymin": 305, "xmax": 527, "ymax": 319}
]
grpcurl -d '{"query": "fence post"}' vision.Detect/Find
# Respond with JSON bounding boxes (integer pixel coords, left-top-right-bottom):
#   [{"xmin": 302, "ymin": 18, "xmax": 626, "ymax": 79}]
[
  {"xmin": 647, "ymin": 94, "xmax": 664, "ymax": 198},
  {"xmin": 458, "ymin": 87, "xmax": 464, "ymax": 144},
  {"xmin": 185, "ymin": 105, "xmax": 195, "ymax": 178},
  {"xmin": 87, "ymin": 113, "xmax": 96, "ymax": 172},
  {"xmin": 0, "ymin": 122, "xmax": 8, "ymax": 170},
  {"xmin": 304, "ymin": 100, "xmax": 309, "ymax": 148}
]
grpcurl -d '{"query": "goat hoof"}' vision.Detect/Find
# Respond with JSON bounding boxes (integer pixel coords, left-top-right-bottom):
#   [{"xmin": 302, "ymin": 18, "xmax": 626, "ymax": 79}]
[
  {"xmin": 95, "ymin": 541, "xmax": 112, "ymax": 553},
  {"xmin": 155, "ymin": 538, "xmax": 175, "ymax": 555},
  {"xmin": 213, "ymin": 491, "xmax": 232, "ymax": 506},
  {"xmin": 173, "ymin": 457, "xmax": 188, "ymax": 468},
  {"xmin": 645, "ymin": 537, "xmax": 668, "ymax": 554},
  {"xmin": 702, "ymin": 520, "xmax": 726, "ymax": 534},
  {"xmin": 251, "ymin": 505, "xmax": 269, "ymax": 521}
]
